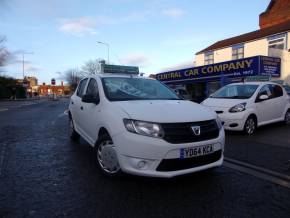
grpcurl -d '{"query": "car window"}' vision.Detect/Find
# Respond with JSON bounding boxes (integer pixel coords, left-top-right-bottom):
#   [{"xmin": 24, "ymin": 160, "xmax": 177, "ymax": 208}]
[
  {"xmin": 258, "ymin": 85, "xmax": 272, "ymax": 98},
  {"xmin": 271, "ymin": 85, "xmax": 283, "ymax": 98},
  {"xmin": 211, "ymin": 84, "xmax": 258, "ymax": 99},
  {"xmin": 76, "ymin": 78, "xmax": 88, "ymax": 98},
  {"xmin": 178, "ymin": 89, "xmax": 188, "ymax": 95},
  {"xmin": 86, "ymin": 79, "xmax": 99, "ymax": 99}
]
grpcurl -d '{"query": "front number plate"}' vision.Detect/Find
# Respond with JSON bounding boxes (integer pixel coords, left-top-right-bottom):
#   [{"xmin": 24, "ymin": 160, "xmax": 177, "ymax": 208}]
[{"xmin": 180, "ymin": 145, "xmax": 214, "ymax": 159}]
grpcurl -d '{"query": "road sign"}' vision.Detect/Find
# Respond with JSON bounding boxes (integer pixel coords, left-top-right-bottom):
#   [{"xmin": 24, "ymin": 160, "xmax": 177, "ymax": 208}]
[{"xmin": 103, "ymin": 64, "xmax": 139, "ymax": 75}]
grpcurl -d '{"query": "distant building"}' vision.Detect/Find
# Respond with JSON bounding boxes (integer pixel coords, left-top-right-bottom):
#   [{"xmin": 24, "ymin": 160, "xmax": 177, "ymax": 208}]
[
  {"xmin": 38, "ymin": 81, "xmax": 70, "ymax": 96},
  {"xmin": 25, "ymin": 76, "xmax": 38, "ymax": 87}
]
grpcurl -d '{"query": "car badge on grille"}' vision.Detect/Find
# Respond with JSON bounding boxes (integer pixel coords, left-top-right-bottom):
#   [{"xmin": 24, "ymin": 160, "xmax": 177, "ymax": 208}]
[{"xmin": 191, "ymin": 126, "xmax": 201, "ymax": 136}]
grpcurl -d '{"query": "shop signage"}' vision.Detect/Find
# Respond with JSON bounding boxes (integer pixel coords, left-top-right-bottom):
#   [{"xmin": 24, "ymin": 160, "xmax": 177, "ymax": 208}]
[{"xmin": 156, "ymin": 56, "xmax": 281, "ymax": 84}]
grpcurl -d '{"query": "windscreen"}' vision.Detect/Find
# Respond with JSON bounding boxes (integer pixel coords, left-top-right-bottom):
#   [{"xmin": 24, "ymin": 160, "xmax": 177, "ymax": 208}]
[
  {"xmin": 211, "ymin": 84, "xmax": 259, "ymax": 99},
  {"xmin": 101, "ymin": 77, "xmax": 180, "ymax": 101}
]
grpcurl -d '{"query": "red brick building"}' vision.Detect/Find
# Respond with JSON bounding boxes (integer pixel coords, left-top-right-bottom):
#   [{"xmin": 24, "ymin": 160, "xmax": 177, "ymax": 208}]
[
  {"xmin": 260, "ymin": 0, "xmax": 290, "ymax": 29},
  {"xmin": 38, "ymin": 82, "xmax": 70, "ymax": 96}
]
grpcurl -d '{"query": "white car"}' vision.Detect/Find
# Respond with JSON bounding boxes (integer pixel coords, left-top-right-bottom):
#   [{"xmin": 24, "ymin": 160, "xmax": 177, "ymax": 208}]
[
  {"xmin": 68, "ymin": 74, "xmax": 224, "ymax": 178},
  {"xmin": 202, "ymin": 82, "xmax": 290, "ymax": 135}
]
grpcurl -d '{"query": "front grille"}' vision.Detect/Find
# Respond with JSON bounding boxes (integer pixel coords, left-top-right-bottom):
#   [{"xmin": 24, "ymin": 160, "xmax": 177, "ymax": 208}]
[
  {"xmin": 215, "ymin": 111, "xmax": 224, "ymax": 114},
  {"xmin": 156, "ymin": 150, "xmax": 222, "ymax": 172},
  {"xmin": 161, "ymin": 120, "xmax": 219, "ymax": 144}
]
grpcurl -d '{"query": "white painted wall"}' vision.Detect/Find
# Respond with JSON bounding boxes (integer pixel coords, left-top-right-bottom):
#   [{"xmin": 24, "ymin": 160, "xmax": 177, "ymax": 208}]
[
  {"xmin": 244, "ymin": 38, "xmax": 268, "ymax": 57},
  {"xmin": 288, "ymin": 32, "xmax": 290, "ymax": 50},
  {"xmin": 214, "ymin": 47, "xmax": 232, "ymax": 63},
  {"xmin": 195, "ymin": 53, "xmax": 204, "ymax": 67}
]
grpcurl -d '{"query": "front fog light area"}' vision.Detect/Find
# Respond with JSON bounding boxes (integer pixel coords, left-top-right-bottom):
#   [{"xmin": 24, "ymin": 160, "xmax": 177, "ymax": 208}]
[{"xmin": 129, "ymin": 157, "xmax": 152, "ymax": 170}]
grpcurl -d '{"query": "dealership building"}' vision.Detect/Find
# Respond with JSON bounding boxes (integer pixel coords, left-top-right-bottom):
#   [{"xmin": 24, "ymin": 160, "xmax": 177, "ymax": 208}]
[{"xmin": 156, "ymin": 0, "xmax": 290, "ymax": 102}]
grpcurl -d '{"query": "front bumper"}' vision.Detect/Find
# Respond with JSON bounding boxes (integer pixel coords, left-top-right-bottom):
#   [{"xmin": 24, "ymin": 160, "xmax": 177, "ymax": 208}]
[
  {"xmin": 218, "ymin": 111, "xmax": 248, "ymax": 131},
  {"xmin": 113, "ymin": 129, "xmax": 225, "ymax": 178}
]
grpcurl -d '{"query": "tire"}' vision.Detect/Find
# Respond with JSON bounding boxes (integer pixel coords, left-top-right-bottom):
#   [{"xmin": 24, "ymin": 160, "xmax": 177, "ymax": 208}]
[
  {"xmin": 243, "ymin": 116, "xmax": 257, "ymax": 135},
  {"xmin": 69, "ymin": 118, "xmax": 80, "ymax": 141},
  {"xmin": 95, "ymin": 134, "xmax": 122, "ymax": 177},
  {"xmin": 285, "ymin": 110, "xmax": 290, "ymax": 125}
]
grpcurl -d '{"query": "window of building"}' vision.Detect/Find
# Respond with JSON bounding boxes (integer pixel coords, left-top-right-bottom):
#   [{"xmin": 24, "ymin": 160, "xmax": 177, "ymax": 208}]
[
  {"xmin": 232, "ymin": 44, "xmax": 244, "ymax": 60},
  {"xmin": 268, "ymin": 33, "xmax": 287, "ymax": 56},
  {"xmin": 204, "ymin": 51, "xmax": 214, "ymax": 65}
]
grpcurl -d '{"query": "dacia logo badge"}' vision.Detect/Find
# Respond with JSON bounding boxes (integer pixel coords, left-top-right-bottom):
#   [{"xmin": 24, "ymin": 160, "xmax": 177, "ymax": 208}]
[{"xmin": 191, "ymin": 126, "xmax": 201, "ymax": 136}]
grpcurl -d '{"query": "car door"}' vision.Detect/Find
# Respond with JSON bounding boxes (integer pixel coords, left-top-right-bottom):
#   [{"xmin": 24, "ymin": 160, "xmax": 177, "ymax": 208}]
[
  {"xmin": 79, "ymin": 78, "xmax": 101, "ymax": 144},
  {"xmin": 270, "ymin": 84, "xmax": 287, "ymax": 119},
  {"xmin": 71, "ymin": 78, "xmax": 88, "ymax": 134},
  {"xmin": 255, "ymin": 84, "xmax": 276, "ymax": 124}
]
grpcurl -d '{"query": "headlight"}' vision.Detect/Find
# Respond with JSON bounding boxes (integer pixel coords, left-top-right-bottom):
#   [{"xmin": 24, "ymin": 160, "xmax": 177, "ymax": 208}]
[
  {"xmin": 229, "ymin": 103, "xmax": 247, "ymax": 113},
  {"xmin": 123, "ymin": 119, "xmax": 164, "ymax": 138},
  {"xmin": 216, "ymin": 116, "xmax": 223, "ymax": 130}
]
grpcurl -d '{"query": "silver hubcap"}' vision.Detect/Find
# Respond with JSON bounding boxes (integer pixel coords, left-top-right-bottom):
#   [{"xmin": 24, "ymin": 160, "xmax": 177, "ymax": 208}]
[
  {"xmin": 97, "ymin": 140, "xmax": 120, "ymax": 174},
  {"xmin": 245, "ymin": 118, "xmax": 256, "ymax": 134},
  {"xmin": 286, "ymin": 111, "xmax": 290, "ymax": 125}
]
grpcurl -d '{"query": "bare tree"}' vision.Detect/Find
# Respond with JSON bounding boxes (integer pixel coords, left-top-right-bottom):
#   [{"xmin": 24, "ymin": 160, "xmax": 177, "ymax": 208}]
[
  {"xmin": 64, "ymin": 68, "xmax": 82, "ymax": 91},
  {"xmin": 81, "ymin": 59, "xmax": 103, "ymax": 75}
]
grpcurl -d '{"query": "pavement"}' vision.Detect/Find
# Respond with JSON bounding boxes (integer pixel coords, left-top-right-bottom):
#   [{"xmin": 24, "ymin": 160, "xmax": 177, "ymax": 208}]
[{"xmin": 0, "ymin": 99, "xmax": 290, "ymax": 218}]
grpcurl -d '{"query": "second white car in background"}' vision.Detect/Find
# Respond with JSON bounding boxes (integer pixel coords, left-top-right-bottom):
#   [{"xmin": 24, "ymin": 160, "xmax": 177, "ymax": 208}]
[{"xmin": 202, "ymin": 82, "xmax": 290, "ymax": 135}]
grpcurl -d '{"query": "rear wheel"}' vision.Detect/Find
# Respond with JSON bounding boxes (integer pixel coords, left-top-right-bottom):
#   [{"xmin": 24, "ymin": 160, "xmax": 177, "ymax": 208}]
[
  {"xmin": 69, "ymin": 118, "xmax": 80, "ymax": 141},
  {"xmin": 285, "ymin": 110, "xmax": 290, "ymax": 125},
  {"xmin": 95, "ymin": 134, "xmax": 121, "ymax": 176},
  {"xmin": 243, "ymin": 116, "xmax": 257, "ymax": 135}
]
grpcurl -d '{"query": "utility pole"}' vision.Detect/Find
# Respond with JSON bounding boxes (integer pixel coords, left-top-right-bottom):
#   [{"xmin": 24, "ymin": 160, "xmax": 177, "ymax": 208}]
[{"xmin": 21, "ymin": 51, "xmax": 34, "ymax": 79}]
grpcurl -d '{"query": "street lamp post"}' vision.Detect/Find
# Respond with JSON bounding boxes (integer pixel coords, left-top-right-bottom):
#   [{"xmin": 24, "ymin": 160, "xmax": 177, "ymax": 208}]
[
  {"xmin": 22, "ymin": 51, "xmax": 34, "ymax": 79},
  {"xmin": 97, "ymin": 41, "xmax": 110, "ymax": 64}
]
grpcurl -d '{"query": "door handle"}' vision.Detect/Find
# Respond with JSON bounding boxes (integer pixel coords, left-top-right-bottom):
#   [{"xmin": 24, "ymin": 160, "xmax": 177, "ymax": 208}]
[{"xmin": 80, "ymin": 106, "xmax": 83, "ymax": 110}]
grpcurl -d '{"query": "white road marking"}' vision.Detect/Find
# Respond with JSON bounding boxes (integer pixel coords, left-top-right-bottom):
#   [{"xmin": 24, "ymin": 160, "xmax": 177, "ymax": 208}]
[
  {"xmin": 51, "ymin": 110, "xmax": 69, "ymax": 125},
  {"xmin": 0, "ymin": 108, "xmax": 8, "ymax": 112}
]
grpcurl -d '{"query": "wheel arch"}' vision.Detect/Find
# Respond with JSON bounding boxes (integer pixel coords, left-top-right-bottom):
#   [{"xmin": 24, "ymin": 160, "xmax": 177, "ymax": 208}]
[
  {"xmin": 247, "ymin": 113, "xmax": 258, "ymax": 124},
  {"xmin": 95, "ymin": 127, "xmax": 112, "ymax": 146}
]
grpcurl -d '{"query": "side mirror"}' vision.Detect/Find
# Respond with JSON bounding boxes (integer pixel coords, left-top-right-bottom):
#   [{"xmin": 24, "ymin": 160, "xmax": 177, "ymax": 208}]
[
  {"xmin": 259, "ymin": 95, "xmax": 269, "ymax": 101},
  {"xmin": 82, "ymin": 94, "xmax": 100, "ymax": 104}
]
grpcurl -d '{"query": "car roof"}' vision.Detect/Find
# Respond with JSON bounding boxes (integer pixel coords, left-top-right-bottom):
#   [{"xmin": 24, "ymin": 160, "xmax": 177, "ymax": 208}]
[
  {"xmin": 87, "ymin": 73, "xmax": 153, "ymax": 79},
  {"xmin": 228, "ymin": 81, "xmax": 281, "ymax": 86}
]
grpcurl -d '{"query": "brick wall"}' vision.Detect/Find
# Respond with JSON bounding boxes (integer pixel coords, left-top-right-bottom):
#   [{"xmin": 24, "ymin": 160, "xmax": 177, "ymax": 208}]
[{"xmin": 259, "ymin": 0, "xmax": 290, "ymax": 29}]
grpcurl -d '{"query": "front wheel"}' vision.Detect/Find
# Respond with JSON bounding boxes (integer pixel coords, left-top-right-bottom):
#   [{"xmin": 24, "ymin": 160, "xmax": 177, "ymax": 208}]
[
  {"xmin": 243, "ymin": 116, "xmax": 257, "ymax": 135},
  {"xmin": 284, "ymin": 110, "xmax": 290, "ymax": 125},
  {"xmin": 95, "ymin": 134, "xmax": 121, "ymax": 177}
]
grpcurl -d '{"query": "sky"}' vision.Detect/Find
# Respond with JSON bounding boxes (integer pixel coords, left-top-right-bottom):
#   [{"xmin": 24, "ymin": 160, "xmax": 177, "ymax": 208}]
[{"xmin": 0, "ymin": 0, "xmax": 270, "ymax": 84}]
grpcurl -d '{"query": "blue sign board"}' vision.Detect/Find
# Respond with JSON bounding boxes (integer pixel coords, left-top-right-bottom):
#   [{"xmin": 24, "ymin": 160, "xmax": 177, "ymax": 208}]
[{"xmin": 156, "ymin": 56, "xmax": 281, "ymax": 84}]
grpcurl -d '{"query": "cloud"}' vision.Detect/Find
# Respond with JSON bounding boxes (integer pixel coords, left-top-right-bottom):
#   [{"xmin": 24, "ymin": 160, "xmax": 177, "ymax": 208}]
[
  {"xmin": 59, "ymin": 17, "xmax": 101, "ymax": 36},
  {"xmin": 120, "ymin": 53, "xmax": 150, "ymax": 67},
  {"xmin": 162, "ymin": 8, "xmax": 185, "ymax": 19}
]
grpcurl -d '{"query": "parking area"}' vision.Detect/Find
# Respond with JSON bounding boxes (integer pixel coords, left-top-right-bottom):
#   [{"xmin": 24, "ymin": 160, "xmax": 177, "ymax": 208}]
[
  {"xmin": 0, "ymin": 99, "xmax": 290, "ymax": 217},
  {"xmin": 225, "ymin": 123, "xmax": 290, "ymax": 175}
]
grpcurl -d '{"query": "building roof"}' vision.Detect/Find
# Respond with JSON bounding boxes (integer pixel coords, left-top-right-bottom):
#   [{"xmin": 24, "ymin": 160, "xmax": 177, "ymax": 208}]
[{"xmin": 196, "ymin": 19, "xmax": 290, "ymax": 55}]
